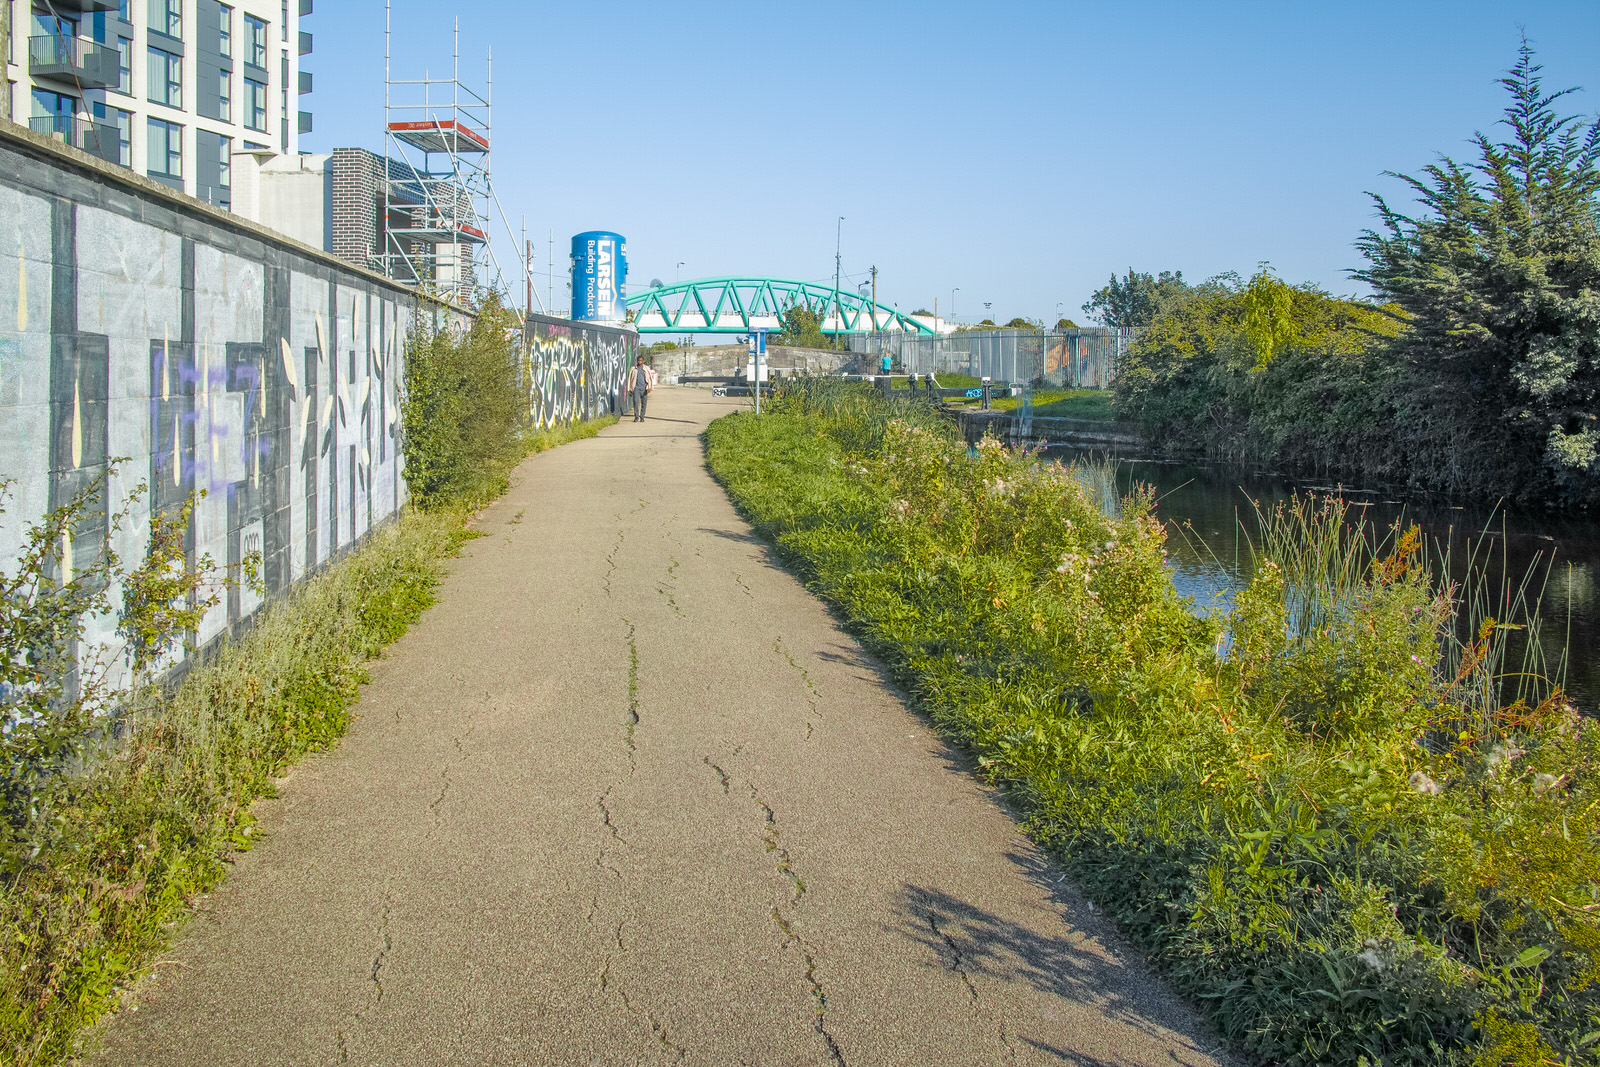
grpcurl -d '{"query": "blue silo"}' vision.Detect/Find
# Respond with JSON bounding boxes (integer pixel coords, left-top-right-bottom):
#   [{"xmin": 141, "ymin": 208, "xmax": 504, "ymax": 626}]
[{"xmin": 570, "ymin": 231, "xmax": 628, "ymax": 323}]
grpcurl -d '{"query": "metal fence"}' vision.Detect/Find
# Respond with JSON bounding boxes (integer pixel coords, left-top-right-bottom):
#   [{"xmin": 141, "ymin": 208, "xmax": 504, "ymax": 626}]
[{"xmin": 847, "ymin": 327, "xmax": 1134, "ymax": 387}]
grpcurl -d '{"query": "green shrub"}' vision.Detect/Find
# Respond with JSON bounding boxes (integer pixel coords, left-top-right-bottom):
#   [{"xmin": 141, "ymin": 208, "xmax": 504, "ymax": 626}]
[
  {"xmin": 401, "ymin": 291, "xmax": 527, "ymax": 511},
  {"xmin": 706, "ymin": 383, "xmax": 1599, "ymax": 1066}
]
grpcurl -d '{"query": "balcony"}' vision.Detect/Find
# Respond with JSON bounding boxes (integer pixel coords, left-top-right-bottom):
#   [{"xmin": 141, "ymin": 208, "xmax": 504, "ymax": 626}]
[
  {"xmin": 298, "ymin": 31, "xmax": 313, "ymax": 55},
  {"xmin": 28, "ymin": 34, "xmax": 121, "ymax": 90},
  {"xmin": 298, "ymin": 111, "xmax": 313, "ymax": 134},
  {"xmin": 299, "ymin": 0, "xmax": 313, "ymax": 13},
  {"xmin": 28, "ymin": 115, "xmax": 124, "ymax": 166},
  {"xmin": 298, "ymin": 70, "xmax": 313, "ymax": 94}
]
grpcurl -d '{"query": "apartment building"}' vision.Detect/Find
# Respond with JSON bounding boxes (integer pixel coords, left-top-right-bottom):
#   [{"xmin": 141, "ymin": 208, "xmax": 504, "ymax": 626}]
[{"xmin": 4, "ymin": 0, "xmax": 312, "ymax": 209}]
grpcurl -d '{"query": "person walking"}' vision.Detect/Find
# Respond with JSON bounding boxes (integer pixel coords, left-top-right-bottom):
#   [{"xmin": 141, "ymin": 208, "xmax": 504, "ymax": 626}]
[{"xmin": 625, "ymin": 355, "xmax": 657, "ymax": 422}]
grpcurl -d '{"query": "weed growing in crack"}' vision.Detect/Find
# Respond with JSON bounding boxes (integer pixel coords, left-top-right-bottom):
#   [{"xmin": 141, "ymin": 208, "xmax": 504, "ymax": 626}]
[{"xmin": 702, "ymin": 756, "xmax": 731, "ymax": 795}]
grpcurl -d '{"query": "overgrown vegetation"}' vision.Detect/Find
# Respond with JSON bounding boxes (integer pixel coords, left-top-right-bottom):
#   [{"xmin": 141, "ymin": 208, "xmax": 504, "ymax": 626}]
[
  {"xmin": 1113, "ymin": 267, "xmax": 1407, "ymax": 473},
  {"xmin": 400, "ymin": 290, "xmax": 528, "ymax": 510},
  {"xmin": 708, "ymin": 379, "xmax": 1599, "ymax": 1066},
  {"xmin": 0, "ymin": 478, "xmax": 470, "ymax": 1065},
  {"xmin": 1111, "ymin": 44, "xmax": 1600, "ymax": 512},
  {"xmin": 3, "ymin": 282, "xmax": 618, "ymax": 1062}
]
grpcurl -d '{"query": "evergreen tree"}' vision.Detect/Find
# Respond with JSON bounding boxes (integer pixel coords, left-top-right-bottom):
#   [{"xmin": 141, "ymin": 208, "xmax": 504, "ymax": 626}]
[
  {"xmin": 772, "ymin": 303, "xmax": 831, "ymax": 349},
  {"xmin": 1355, "ymin": 41, "xmax": 1600, "ymax": 504},
  {"xmin": 1081, "ymin": 269, "xmax": 1189, "ymax": 328}
]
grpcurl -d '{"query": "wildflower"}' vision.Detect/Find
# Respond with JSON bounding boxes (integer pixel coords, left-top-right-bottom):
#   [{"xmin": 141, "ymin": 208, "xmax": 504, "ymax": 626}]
[
  {"xmin": 1533, "ymin": 773, "xmax": 1563, "ymax": 794},
  {"xmin": 1485, "ymin": 743, "xmax": 1526, "ymax": 775},
  {"xmin": 1409, "ymin": 770, "xmax": 1442, "ymax": 795},
  {"xmin": 1356, "ymin": 940, "xmax": 1390, "ymax": 972}
]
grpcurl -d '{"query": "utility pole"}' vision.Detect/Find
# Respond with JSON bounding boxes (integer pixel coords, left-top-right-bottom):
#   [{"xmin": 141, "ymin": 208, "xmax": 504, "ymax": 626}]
[
  {"xmin": 548, "ymin": 229, "xmax": 554, "ymax": 319},
  {"xmin": 525, "ymin": 239, "xmax": 533, "ymax": 320}
]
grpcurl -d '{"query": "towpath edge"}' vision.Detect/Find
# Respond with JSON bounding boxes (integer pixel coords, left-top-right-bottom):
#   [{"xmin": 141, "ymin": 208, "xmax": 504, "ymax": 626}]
[{"xmin": 88, "ymin": 387, "xmax": 1228, "ymax": 1067}]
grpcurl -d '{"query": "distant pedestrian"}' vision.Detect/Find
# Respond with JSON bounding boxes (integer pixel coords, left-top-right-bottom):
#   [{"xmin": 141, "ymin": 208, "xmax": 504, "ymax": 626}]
[
  {"xmin": 881, "ymin": 354, "xmax": 892, "ymax": 374},
  {"xmin": 625, "ymin": 355, "xmax": 657, "ymax": 421}
]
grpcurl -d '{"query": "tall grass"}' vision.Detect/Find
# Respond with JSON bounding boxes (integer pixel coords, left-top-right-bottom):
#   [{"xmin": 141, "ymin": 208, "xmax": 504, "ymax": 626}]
[{"xmin": 706, "ymin": 379, "xmax": 1598, "ymax": 1067}]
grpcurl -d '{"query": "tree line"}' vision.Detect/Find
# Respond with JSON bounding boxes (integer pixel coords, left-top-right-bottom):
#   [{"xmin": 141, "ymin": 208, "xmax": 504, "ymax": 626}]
[{"xmin": 1089, "ymin": 42, "xmax": 1600, "ymax": 512}]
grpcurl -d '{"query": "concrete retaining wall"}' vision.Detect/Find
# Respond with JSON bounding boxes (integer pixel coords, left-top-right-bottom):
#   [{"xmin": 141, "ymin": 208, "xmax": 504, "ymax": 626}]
[
  {"xmin": 646, "ymin": 343, "xmax": 858, "ymax": 380},
  {"xmin": 0, "ymin": 119, "xmax": 451, "ymax": 689},
  {"xmin": 524, "ymin": 312, "xmax": 636, "ymax": 428}
]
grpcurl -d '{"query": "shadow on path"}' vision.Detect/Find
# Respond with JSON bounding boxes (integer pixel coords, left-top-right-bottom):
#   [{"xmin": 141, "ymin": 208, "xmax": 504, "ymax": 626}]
[{"xmin": 890, "ymin": 875, "xmax": 1226, "ymax": 1065}]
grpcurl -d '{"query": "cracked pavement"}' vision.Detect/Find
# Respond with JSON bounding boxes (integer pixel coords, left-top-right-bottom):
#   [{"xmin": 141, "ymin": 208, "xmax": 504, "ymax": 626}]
[{"xmin": 88, "ymin": 388, "xmax": 1228, "ymax": 1067}]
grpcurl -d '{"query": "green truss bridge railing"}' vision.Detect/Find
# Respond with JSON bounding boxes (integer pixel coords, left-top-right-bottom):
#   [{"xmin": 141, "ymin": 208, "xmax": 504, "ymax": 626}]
[{"xmin": 624, "ymin": 277, "xmax": 934, "ymax": 335}]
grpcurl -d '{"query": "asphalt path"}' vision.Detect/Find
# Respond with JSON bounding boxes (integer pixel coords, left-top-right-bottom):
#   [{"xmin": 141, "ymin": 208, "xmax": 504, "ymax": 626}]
[{"xmin": 89, "ymin": 387, "xmax": 1227, "ymax": 1066}]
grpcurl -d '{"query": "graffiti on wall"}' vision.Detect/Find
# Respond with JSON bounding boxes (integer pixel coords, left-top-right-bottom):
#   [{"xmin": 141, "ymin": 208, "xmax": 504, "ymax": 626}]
[
  {"xmin": 0, "ymin": 135, "xmax": 424, "ymax": 688},
  {"xmin": 524, "ymin": 313, "xmax": 635, "ymax": 428}
]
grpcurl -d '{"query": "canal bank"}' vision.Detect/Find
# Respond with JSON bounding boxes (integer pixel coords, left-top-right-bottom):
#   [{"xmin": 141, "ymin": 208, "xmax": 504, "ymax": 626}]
[
  {"xmin": 940, "ymin": 398, "xmax": 1596, "ymax": 715},
  {"xmin": 710, "ymin": 380, "xmax": 1600, "ymax": 1066}
]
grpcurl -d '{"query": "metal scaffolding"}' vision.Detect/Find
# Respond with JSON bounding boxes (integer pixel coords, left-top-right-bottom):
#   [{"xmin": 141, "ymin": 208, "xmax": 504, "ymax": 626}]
[{"xmin": 381, "ymin": 1, "xmax": 494, "ymax": 304}]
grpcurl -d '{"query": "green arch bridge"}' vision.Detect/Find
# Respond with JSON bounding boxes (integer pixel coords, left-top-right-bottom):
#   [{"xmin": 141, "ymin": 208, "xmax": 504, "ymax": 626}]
[{"xmin": 624, "ymin": 277, "xmax": 934, "ymax": 335}]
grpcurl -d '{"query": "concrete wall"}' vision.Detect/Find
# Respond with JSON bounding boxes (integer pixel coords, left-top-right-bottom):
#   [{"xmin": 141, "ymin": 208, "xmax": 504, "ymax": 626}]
[
  {"xmin": 524, "ymin": 312, "xmax": 636, "ymax": 428},
  {"xmin": 648, "ymin": 343, "xmax": 856, "ymax": 381},
  {"xmin": 230, "ymin": 150, "xmax": 333, "ymax": 252},
  {"xmin": 0, "ymin": 120, "xmax": 441, "ymax": 689}
]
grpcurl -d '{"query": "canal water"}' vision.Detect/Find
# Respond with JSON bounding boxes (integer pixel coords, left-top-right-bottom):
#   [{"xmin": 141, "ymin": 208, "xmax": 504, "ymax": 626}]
[{"xmin": 1048, "ymin": 448, "xmax": 1600, "ymax": 716}]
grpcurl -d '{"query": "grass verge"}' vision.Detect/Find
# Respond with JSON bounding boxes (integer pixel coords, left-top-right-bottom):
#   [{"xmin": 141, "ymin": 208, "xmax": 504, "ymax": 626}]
[
  {"xmin": 0, "ymin": 510, "xmax": 468, "ymax": 1065},
  {"xmin": 987, "ymin": 389, "xmax": 1117, "ymax": 418},
  {"xmin": 527, "ymin": 413, "xmax": 618, "ymax": 456},
  {"xmin": 1, "ymin": 414, "xmax": 614, "ymax": 1066},
  {"xmin": 705, "ymin": 380, "xmax": 1598, "ymax": 1067}
]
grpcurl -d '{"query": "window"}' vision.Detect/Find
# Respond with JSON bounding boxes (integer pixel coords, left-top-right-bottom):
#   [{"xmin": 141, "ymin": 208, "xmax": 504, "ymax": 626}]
[
  {"xmin": 147, "ymin": 46, "xmax": 181, "ymax": 107},
  {"xmin": 31, "ymin": 88, "xmax": 76, "ymax": 135},
  {"xmin": 280, "ymin": 51, "xmax": 289, "ymax": 149},
  {"xmin": 147, "ymin": 116, "xmax": 182, "ymax": 179},
  {"xmin": 92, "ymin": 102, "xmax": 133, "ymax": 166},
  {"xmin": 34, "ymin": 12, "xmax": 77, "ymax": 38},
  {"xmin": 148, "ymin": 0, "xmax": 181, "ymax": 37},
  {"xmin": 115, "ymin": 36, "xmax": 132, "ymax": 94},
  {"xmin": 217, "ymin": 69, "xmax": 232, "ymax": 120},
  {"xmin": 280, "ymin": 0, "xmax": 288, "ymax": 40},
  {"xmin": 244, "ymin": 77, "xmax": 267, "ymax": 131},
  {"xmin": 245, "ymin": 15, "xmax": 267, "ymax": 68},
  {"xmin": 217, "ymin": 134, "xmax": 232, "ymax": 188},
  {"xmin": 218, "ymin": 3, "xmax": 233, "ymax": 57}
]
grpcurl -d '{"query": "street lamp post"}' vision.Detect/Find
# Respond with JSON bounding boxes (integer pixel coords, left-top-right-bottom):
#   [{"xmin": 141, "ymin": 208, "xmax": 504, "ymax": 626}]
[
  {"xmin": 952, "ymin": 288, "xmax": 960, "ymax": 326},
  {"xmin": 834, "ymin": 216, "xmax": 845, "ymax": 350},
  {"xmin": 676, "ymin": 261, "xmax": 685, "ymax": 284}
]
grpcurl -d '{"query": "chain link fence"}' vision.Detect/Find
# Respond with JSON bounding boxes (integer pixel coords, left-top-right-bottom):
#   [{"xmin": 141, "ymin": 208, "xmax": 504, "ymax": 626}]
[{"xmin": 847, "ymin": 327, "xmax": 1135, "ymax": 387}]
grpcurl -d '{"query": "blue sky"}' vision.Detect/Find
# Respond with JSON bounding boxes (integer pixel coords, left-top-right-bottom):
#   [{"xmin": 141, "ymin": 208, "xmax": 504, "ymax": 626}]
[{"xmin": 304, "ymin": 1, "xmax": 1600, "ymax": 325}]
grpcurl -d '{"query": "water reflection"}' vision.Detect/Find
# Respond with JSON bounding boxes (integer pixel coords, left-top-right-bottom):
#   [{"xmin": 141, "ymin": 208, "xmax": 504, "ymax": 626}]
[{"xmin": 1053, "ymin": 449, "xmax": 1600, "ymax": 715}]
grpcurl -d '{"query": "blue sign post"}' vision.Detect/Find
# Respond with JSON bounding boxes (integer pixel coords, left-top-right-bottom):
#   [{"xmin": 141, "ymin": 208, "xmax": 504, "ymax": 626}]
[{"xmin": 748, "ymin": 328, "xmax": 768, "ymax": 414}]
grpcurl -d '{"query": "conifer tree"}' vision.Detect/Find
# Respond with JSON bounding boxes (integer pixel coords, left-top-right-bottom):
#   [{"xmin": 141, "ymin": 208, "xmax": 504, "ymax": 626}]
[{"xmin": 1356, "ymin": 40, "xmax": 1600, "ymax": 504}]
